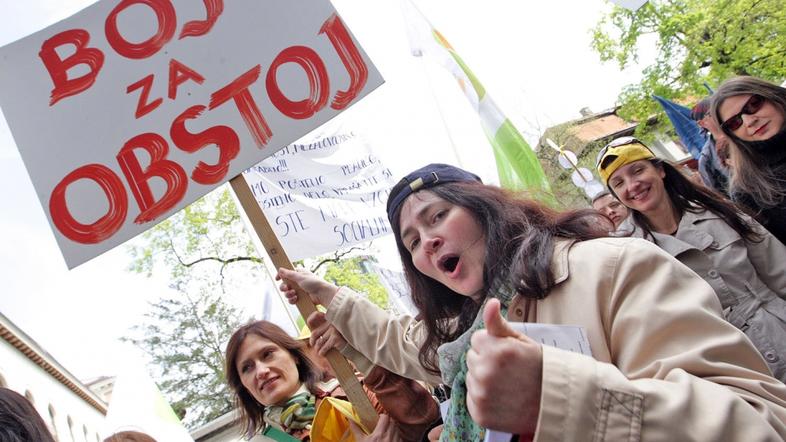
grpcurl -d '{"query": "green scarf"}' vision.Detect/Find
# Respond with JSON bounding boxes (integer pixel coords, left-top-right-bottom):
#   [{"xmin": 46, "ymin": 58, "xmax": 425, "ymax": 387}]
[
  {"xmin": 437, "ymin": 282, "xmax": 515, "ymax": 442},
  {"xmin": 264, "ymin": 385, "xmax": 317, "ymax": 434}
]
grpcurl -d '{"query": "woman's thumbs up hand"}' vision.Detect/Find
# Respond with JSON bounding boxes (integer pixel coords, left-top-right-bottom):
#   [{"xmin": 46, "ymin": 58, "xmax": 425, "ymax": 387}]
[{"xmin": 466, "ymin": 298, "xmax": 542, "ymax": 439}]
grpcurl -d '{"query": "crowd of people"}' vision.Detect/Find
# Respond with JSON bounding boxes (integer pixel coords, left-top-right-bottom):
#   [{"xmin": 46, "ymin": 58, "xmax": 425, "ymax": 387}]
[
  {"xmin": 3, "ymin": 76, "xmax": 785, "ymax": 442},
  {"xmin": 265, "ymin": 75, "xmax": 786, "ymax": 441}
]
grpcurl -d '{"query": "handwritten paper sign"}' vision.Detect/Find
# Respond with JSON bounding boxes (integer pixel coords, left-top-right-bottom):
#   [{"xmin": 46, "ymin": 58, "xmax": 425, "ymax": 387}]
[
  {"xmin": 242, "ymin": 120, "xmax": 396, "ymax": 261},
  {"xmin": 0, "ymin": 0, "xmax": 383, "ymax": 268}
]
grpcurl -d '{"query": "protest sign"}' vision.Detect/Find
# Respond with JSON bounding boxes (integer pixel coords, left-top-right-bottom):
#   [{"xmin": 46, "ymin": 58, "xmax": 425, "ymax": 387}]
[
  {"xmin": 0, "ymin": 0, "xmax": 383, "ymax": 268},
  {"xmin": 242, "ymin": 120, "xmax": 395, "ymax": 261}
]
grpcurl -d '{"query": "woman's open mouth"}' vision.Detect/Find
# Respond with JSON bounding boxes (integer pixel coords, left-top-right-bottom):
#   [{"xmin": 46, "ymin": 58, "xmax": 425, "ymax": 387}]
[{"xmin": 438, "ymin": 255, "xmax": 460, "ymax": 274}]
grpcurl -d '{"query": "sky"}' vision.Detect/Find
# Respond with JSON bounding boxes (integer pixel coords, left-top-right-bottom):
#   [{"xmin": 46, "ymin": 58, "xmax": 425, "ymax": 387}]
[{"xmin": 0, "ymin": 0, "xmax": 651, "ymax": 384}]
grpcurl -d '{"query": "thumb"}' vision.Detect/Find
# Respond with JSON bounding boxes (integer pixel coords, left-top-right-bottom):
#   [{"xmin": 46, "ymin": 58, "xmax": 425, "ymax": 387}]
[
  {"xmin": 278, "ymin": 267, "xmax": 300, "ymax": 282},
  {"xmin": 306, "ymin": 311, "xmax": 326, "ymax": 329},
  {"xmin": 482, "ymin": 298, "xmax": 519, "ymax": 338},
  {"xmin": 278, "ymin": 267, "xmax": 297, "ymax": 279}
]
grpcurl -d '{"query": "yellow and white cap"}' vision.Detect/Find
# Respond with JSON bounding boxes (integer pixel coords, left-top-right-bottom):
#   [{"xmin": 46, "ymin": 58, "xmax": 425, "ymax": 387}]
[{"xmin": 596, "ymin": 137, "xmax": 656, "ymax": 185}]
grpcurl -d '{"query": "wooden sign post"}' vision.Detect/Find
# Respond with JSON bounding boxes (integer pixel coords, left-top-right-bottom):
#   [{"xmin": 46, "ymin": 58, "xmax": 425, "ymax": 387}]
[{"xmin": 230, "ymin": 174, "xmax": 379, "ymax": 432}]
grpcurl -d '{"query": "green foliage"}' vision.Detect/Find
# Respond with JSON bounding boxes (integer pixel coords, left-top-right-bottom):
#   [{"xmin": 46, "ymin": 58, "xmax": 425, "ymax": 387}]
[
  {"xmin": 537, "ymin": 125, "xmax": 604, "ymax": 209},
  {"xmin": 323, "ymin": 256, "xmax": 389, "ymax": 310},
  {"xmin": 591, "ymin": 0, "xmax": 786, "ymax": 136},
  {"xmin": 127, "ymin": 187, "xmax": 262, "ymax": 284},
  {"xmin": 536, "ymin": 151, "xmax": 591, "ymax": 209}
]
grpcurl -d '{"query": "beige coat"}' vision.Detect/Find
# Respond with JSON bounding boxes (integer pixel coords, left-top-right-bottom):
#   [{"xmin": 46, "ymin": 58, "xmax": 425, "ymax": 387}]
[
  {"xmin": 328, "ymin": 237, "xmax": 786, "ymax": 440},
  {"xmin": 621, "ymin": 209, "xmax": 786, "ymax": 381}
]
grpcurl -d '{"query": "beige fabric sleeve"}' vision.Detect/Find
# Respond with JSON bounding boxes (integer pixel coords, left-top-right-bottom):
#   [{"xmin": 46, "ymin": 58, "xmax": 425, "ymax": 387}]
[
  {"xmin": 326, "ymin": 287, "xmax": 442, "ymax": 385},
  {"xmin": 535, "ymin": 240, "xmax": 786, "ymax": 441}
]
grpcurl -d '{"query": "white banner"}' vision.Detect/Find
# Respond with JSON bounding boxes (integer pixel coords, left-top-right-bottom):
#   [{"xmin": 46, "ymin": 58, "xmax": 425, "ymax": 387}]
[
  {"xmin": 0, "ymin": 0, "xmax": 383, "ymax": 268},
  {"xmin": 243, "ymin": 120, "xmax": 396, "ymax": 261}
]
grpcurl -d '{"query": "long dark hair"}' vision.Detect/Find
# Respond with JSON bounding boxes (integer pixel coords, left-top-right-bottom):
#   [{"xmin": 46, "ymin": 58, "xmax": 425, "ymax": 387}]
[
  {"xmin": 615, "ymin": 159, "xmax": 761, "ymax": 242},
  {"xmin": 0, "ymin": 388, "xmax": 56, "ymax": 442},
  {"xmin": 225, "ymin": 321, "xmax": 321, "ymax": 437},
  {"xmin": 711, "ymin": 76, "xmax": 786, "ymax": 208},
  {"xmin": 390, "ymin": 182, "xmax": 609, "ymax": 373}
]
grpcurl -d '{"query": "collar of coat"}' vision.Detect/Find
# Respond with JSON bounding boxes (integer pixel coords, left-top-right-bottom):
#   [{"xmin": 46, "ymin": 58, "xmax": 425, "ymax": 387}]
[
  {"xmin": 551, "ymin": 238, "xmax": 575, "ymax": 285},
  {"xmin": 618, "ymin": 208, "xmax": 727, "ymax": 255}
]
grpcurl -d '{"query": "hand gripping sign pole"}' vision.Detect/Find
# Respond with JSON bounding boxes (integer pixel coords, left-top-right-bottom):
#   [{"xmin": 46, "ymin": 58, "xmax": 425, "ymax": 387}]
[{"xmin": 229, "ymin": 174, "xmax": 378, "ymax": 432}]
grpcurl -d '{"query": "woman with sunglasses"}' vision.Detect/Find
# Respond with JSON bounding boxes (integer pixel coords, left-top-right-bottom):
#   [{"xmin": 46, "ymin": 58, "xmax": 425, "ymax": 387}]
[
  {"xmin": 280, "ymin": 163, "xmax": 786, "ymax": 441},
  {"xmin": 598, "ymin": 137, "xmax": 786, "ymax": 383},
  {"xmin": 712, "ymin": 76, "xmax": 786, "ymax": 244}
]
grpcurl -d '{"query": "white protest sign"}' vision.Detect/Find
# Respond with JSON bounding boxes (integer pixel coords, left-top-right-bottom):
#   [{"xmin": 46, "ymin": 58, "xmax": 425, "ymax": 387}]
[
  {"xmin": 0, "ymin": 0, "xmax": 383, "ymax": 268},
  {"xmin": 242, "ymin": 119, "xmax": 396, "ymax": 261}
]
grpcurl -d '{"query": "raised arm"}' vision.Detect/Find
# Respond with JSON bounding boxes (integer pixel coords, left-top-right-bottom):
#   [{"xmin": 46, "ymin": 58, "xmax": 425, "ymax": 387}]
[{"xmin": 278, "ymin": 268, "xmax": 440, "ymax": 384}]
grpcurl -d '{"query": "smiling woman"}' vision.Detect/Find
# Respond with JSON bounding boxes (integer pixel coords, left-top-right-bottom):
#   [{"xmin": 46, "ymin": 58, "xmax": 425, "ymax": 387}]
[
  {"xmin": 711, "ymin": 76, "xmax": 786, "ymax": 244},
  {"xmin": 235, "ymin": 333, "xmax": 304, "ymax": 408},
  {"xmin": 598, "ymin": 137, "xmax": 786, "ymax": 383},
  {"xmin": 224, "ymin": 320, "xmax": 438, "ymax": 441},
  {"xmin": 225, "ymin": 321, "xmax": 323, "ymax": 440}
]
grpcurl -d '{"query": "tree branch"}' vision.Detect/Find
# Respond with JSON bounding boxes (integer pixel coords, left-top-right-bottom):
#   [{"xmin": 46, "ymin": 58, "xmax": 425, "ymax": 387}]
[
  {"xmin": 178, "ymin": 255, "xmax": 265, "ymax": 268},
  {"xmin": 310, "ymin": 243, "xmax": 373, "ymax": 273}
]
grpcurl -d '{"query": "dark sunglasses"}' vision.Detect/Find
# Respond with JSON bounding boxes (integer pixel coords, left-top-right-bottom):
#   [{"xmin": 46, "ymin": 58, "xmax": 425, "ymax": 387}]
[{"xmin": 720, "ymin": 94, "xmax": 766, "ymax": 132}]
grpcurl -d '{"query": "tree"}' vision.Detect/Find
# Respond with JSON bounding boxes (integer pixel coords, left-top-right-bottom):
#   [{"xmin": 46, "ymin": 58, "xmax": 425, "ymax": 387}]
[
  {"xmin": 322, "ymin": 256, "xmax": 389, "ymax": 310},
  {"xmin": 591, "ymin": 0, "xmax": 786, "ymax": 139},
  {"xmin": 127, "ymin": 187, "xmax": 265, "ymax": 286},
  {"xmin": 122, "ymin": 288, "xmax": 244, "ymax": 427},
  {"xmin": 536, "ymin": 123, "xmax": 600, "ymax": 209}
]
